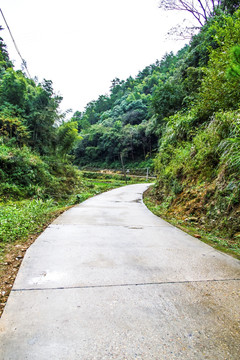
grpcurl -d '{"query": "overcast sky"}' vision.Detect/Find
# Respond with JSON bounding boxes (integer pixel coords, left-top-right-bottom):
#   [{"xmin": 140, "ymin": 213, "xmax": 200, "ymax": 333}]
[{"xmin": 0, "ymin": 0, "xmax": 193, "ymax": 114}]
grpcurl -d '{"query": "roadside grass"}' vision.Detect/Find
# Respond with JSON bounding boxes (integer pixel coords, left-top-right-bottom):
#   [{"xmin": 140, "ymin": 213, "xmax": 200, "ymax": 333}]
[
  {"xmin": 144, "ymin": 188, "xmax": 240, "ymax": 260},
  {"xmin": 0, "ymin": 199, "xmax": 55, "ymax": 246}
]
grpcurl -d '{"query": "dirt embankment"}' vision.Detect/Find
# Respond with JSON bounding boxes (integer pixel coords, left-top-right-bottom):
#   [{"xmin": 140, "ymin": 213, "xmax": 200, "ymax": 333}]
[
  {"xmin": 0, "ymin": 238, "xmax": 35, "ymax": 317},
  {"xmin": 144, "ymin": 181, "xmax": 240, "ymax": 259}
]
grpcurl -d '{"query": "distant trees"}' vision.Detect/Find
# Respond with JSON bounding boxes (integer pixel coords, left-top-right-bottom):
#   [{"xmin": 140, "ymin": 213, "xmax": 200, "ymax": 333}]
[
  {"xmin": 73, "ymin": 6, "xmax": 240, "ymax": 169},
  {"xmin": 73, "ymin": 49, "xmax": 190, "ymax": 166}
]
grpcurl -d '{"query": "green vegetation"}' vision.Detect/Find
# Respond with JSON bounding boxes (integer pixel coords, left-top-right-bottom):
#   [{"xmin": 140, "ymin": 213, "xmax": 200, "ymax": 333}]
[
  {"xmin": 151, "ymin": 10, "xmax": 240, "ymax": 243},
  {"xmin": 0, "ymin": 26, "xmax": 81, "ymax": 258},
  {"xmin": 0, "ymin": 199, "xmax": 57, "ymax": 245},
  {"xmin": 72, "ymin": 52, "xmax": 186, "ymax": 168},
  {"xmin": 1, "ymin": 2, "xmax": 240, "ymax": 260},
  {"xmin": 71, "ymin": 5, "xmax": 240, "ymax": 255},
  {"xmin": 0, "ymin": 140, "xmax": 82, "ymax": 200},
  {"xmin": 0, "ymin": 27, "xmax": 147, "ymax": 259}
]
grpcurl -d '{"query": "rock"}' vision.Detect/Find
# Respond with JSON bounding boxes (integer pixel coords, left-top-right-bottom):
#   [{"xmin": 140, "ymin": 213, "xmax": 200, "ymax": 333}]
[
  {"xmin": 185, "ymin": 217, "xmax": 198, "ymax": 222},
  {"xmin": 194, "ymin": 234, "xmax": 201, "ymax": 239}
]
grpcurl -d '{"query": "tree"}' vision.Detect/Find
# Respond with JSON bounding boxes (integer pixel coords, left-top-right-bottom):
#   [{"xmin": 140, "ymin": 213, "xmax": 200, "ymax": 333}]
[
  {"xmin": 159, "ymin": 1, "xmax": 225, "ymax": 26},
  {"xmin": 0, "ymin": 68, "xmax": 27, "ymax": 108},
  {"xmin": 57, "ymin": 121, "xmax": 81, "ymax": 157},
  {"xmin": 0, "ymin": 112, "xmax": 29, "ymax": 145},
  {"xmin": 159, "ymin": 1, "xmax": 240, "ymax": 26},
  {"xmin": 197, "ymin": 10, "xmax": 240, "ymax": 116},
  {"xmin": 227, "ymin": 46, "xmax": 240, "ymax": 78},
  {"xmin": 0, "ymin": 26, "xmax": 12, "ymax": 70},
  {"xmin": 152, "ymin": 80, "xmax": 186, "ymax": 125},
  {"xmin": 71, "ymin": 111, "xmax": 90, "ymax": 131},
  {"xmin": 24, "ymin": 80, "xmax": 62, "ymax": 154}
]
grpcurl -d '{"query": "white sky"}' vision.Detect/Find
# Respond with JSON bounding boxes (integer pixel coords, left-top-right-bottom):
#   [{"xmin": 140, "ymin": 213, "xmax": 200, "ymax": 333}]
[{"xmin": 0, "ymin": 0, "xmax": 193, "ymax": 114}]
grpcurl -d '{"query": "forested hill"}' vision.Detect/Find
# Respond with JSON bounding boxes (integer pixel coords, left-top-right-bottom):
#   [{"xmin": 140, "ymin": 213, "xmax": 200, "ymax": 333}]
[
  {"xmin": 72, "ymin": 45, "xmax": 191, "ymax": 168},
  {"xmin": 72, "ymin": 48, "xmax": 188, "ymax": 168},
  {"xmin": 72, "ymin": 8, "xmax": 240, "ymax": 245},
  {"xmin": 72, "ymin": 8, "xmax": 240, "ymax": 171}
]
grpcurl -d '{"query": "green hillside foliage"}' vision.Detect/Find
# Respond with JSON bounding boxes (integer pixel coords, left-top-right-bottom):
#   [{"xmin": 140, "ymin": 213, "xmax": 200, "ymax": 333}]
[
  {"xmin": 74, "ymin": 8, "xmax": 240, "ymax": 247},
  {"xmin": 0, "ymin": 28, "xmax": 87, "ymax": 259},
  {"xmin": 73, "ymin": 50, "xmax": 188, "ymax": 167},
  {"xmin": 0, "ymin": 27, "xmax": 82, "ymax": 202},
  {"xmin": 0, "ymin": 140, "xmax": 83, "ymax": 201},
  {"xmin": 73, "ymin": 10, "xmax": 229, "ymax": 168},
  {"xmin": 152, "ymin": 9, "xmax": 240, "ymax": 243}
]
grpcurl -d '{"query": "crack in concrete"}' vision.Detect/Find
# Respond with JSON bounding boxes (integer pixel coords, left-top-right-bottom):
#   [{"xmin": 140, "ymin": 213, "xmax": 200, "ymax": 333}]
[
  {"xmin": 104, "ymin": 200, "xmax": 143, "ymax": 203},
  {"xmin": 12, "ymin": 278, "xmax": 240, "ymax": 292},
  {"xmin": 49, "ymin": 224, "xmax": 172, "ymax": 228}
]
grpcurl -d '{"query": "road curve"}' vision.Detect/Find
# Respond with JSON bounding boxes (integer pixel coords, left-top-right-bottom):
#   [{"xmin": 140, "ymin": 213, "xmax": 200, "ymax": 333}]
[{"xmin": 0, "ymin": 184, "xmax": 240, "ymax": 359}]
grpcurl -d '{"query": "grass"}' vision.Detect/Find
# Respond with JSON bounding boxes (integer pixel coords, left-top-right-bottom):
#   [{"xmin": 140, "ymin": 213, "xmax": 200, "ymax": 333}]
[
  {"xmin": 0, "ymin": 199, "xmax": 56, "ymax": 244},
  {"xmin": 0, "ymin": 199, "xmax": 68, "ymax": 259}
]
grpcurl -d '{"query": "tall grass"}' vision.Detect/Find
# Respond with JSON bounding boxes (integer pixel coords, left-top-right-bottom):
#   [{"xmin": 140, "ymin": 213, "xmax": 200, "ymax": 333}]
[{"xmin": 0, "ymin": 199, "xmax": 56, "ymax": 246}]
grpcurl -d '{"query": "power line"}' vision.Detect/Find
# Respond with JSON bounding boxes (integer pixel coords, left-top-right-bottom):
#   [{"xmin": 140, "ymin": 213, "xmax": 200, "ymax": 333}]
[{"xmin": 0, "ymin": 7, "xmax": 32, "ymax": 79}]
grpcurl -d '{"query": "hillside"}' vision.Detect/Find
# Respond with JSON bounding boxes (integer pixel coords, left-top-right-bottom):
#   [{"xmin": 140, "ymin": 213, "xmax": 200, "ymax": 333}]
[
  {"xmin": 72, "ymin": 9, "xmax": 240, "ymax": 256},
  {"xmin": 72, "ymin": 48, "xmax": 189, "ymax": 168}
]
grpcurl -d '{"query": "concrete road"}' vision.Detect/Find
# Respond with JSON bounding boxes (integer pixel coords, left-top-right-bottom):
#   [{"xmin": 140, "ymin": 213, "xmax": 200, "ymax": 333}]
[{"xmin": 0, "ymin": 184, "xmax": 240, "ymax": 359}]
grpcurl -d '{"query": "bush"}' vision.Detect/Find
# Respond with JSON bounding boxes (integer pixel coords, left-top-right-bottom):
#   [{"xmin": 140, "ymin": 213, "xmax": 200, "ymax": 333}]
[{"xmin": 0, "ymin": 139, "xmax": 82, "ymax": 200}]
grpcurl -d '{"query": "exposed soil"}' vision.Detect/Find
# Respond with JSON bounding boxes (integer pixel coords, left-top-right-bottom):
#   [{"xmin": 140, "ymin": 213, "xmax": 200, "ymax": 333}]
[
  {"xmin": 144, "ymin": 185, "xmax": 240, "ymax": 260},
  {"xmin": 0, "ymin": 236, "xmax": 36, "ymax": 317}
]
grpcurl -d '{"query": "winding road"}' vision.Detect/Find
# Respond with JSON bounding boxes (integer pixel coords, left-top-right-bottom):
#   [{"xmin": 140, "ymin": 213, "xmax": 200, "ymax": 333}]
[{"xmin": 0, "ymin": 184, "xmax": 240, "ymax": 359}]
